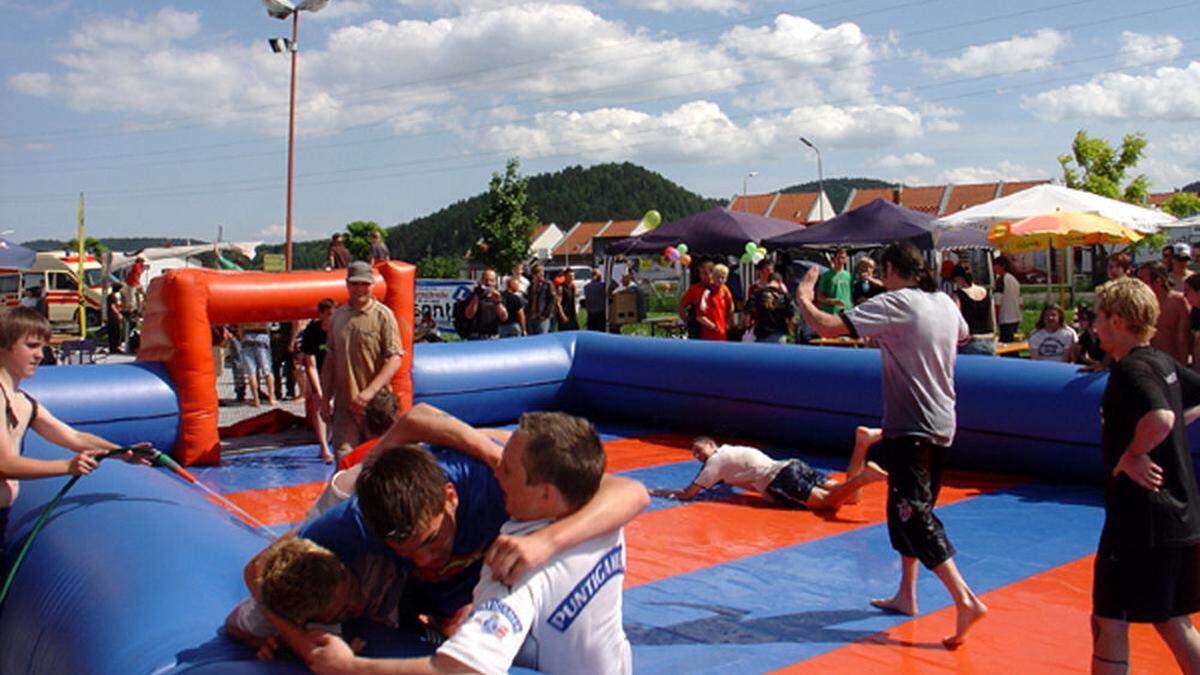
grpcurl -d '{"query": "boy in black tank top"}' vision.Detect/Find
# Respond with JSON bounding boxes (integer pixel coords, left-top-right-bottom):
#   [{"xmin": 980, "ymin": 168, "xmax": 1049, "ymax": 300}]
[{"xmin": 1091, "ymin": 278, "xmax": 1200, "ymax": 672}]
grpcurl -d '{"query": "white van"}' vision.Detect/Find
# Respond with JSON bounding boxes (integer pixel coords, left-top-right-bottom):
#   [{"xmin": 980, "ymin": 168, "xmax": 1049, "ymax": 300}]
[{"xmin": 0, "ymin": 251, "xmax": 105, "ymax": 325}]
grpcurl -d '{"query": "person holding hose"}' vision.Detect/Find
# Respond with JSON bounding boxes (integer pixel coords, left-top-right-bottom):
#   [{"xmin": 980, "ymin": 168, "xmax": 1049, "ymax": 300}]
[{"xmin": 0, "ymin": 307, "xmax": 143, "ymax": 557}]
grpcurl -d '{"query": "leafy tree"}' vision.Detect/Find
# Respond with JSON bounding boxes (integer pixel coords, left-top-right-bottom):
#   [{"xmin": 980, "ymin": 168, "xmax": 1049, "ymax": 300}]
[
  {"xmin": 416, "ymin": 254, "xmax": 463, "ymax": 278},
  {"xmin": 1163, "ymin": 192, "xmax": 1200, "ymax": 218},
  {"xmin": 473, "ymin": 158, "xmax": 536, "ymax": 271},
  {"xmin": 65, "ymin": 236, "xmax": 107, "ymax": 256},
  {"xmin": 1058, "ymin": 130, "xmax": 1149, "ymax": 203},
  {"xmin": 341, "ymin": 220, "xmax": 384, "ymax": 261}
]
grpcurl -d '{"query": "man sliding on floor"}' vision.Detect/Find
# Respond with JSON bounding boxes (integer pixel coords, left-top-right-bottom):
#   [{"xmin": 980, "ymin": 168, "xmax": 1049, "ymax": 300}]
[{"xmin": 650, "ymin": 427, "xmax": 886, "ymax": 511}]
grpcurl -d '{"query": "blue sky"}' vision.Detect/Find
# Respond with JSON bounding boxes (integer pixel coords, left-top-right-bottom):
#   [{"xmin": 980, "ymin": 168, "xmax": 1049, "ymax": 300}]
[{"xmin": 0, "ymin": 0, "xmax": 1196, "ymax": 245}]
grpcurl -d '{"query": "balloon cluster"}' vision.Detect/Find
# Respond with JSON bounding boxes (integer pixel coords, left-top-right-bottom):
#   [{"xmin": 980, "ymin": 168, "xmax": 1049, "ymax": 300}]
[
  {"xmin": 741, "ymin": 241, "xmax": 768, "ymax": 264},
  {"xmin": 663, "ymin": 243, "xmax": 691, "ymax": 267}
]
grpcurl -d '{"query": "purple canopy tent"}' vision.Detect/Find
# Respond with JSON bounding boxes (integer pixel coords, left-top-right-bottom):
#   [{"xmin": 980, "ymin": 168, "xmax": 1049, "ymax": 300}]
[
  {"xmin": 763, "ymin": 199, "xmax": 934, "ymax": 250},
  {"xmin": 608, "ymin": 207, "xmax": 802, "ymax": 255}
]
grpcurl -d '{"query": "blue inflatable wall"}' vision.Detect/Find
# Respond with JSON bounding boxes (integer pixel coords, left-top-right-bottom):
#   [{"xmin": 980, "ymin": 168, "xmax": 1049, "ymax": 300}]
[{"xmin": 5, "ymin": 334, "xmax": 1194, "ymax": 673}]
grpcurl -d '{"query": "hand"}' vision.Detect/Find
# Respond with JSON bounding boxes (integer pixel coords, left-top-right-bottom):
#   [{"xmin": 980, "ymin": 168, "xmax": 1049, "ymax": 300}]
[
  {"xmin": 349, "ymin": 391, "xmax": 372, "ymax": 420},
  {"xmin": 67, "ymin": 451, "xmax": 99, "ymax": 476},
  {"xmin": 116, "ymin": 441, "xmax": 154, "ymax": 465},
  {"xmin": 1114, "ymin": 452, "xmax": 1163, "ymax": 491},
  {"xmin": 264, "ymin": 609, "xmax": 364, "ymax": 675},
  {"xmin": 255, "ymin": 634, "xmax": 282, "ymax": 660},
  {"xmin": 1078, "ymin": 361, "xmax": 1107, "ymax": 373},
  {"xmin": 649, "ymin": 488, "xmax": 680, "ymax": 500},
  {"xmin": 486, "ymin": 532, "xmax": 555, "ymax": 586},
  {"xmin": 795, "ymin": 267, "xmax": 819, "ymax": 304}
]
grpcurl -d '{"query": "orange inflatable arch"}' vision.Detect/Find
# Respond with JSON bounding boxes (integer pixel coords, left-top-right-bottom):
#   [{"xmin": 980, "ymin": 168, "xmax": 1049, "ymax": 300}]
[{"xmin": 138, "ymin": 262, "xmax": 414, "ymax": 466}]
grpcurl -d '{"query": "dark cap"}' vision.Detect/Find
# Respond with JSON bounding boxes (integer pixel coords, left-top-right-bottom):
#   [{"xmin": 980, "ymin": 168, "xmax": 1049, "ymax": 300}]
[{"xmin": 346, "ymin": 261, "xmax": 374, "ymax": 284}]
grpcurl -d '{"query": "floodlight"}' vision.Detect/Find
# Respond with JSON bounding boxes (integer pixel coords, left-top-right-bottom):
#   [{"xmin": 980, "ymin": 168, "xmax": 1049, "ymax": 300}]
[
  {"xmin": 267, "ymin": 37, "xmax": 292, "ymax": 53},
  {"xmin": 295, "ymin": 0, "xmax": 330, "ymax": 11},
  {"xmin": 263, "ymin": 0, "xmax": 296, "ymax": 19}
]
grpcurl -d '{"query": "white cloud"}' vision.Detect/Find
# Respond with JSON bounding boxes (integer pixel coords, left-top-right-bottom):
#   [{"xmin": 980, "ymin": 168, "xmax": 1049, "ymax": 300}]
[
  {"xmin": 69, "ymin": 8, "xmax": 199, "ymax": 51},
  {"xmin": 939, "ymin": 29, "xmax": 1066, "ymax": 77},
  {"xmin": 9, "ymin": 72, "xmax": 53, "ymax": 97},
  {"xmin": 475, "ymin": 100, "xmax": 924, "ymax": 163},
  {"xmin": 307, "ymin": 0, "xmax": 375, "ymax": 21},
  {"xmin": 1142, "ymin": 135, "xmax": 1200, "ymax": 190},
  {"xmin": 872, "ymin": 152, "xmax": 935, "ymax": 169},
  {"xmin": 1118, "ymin": 32, "xmax": 1183, "ymax": 68},
  {"xmin": 259, "ymin": 223, "xmax": 308, "ymax": 240},
  {"xmin": 618, "ymin": 0, "xmax": 747, "ymax": 12},
  {"xmin": 940, "ymin": 160, "xmax": 1037, "ymax": 184},
  {"xmin": 921, "ymin": 103, "xmax": 961, "ymax": 133},
  {"xmin": 1025, "ymin": 62, "xmax": 1200, "ymax": 121}
]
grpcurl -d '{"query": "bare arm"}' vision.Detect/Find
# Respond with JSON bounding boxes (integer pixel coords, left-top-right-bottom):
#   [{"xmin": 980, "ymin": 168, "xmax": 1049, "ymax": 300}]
[
  {"xmin": 463, "ymin": 292, "xmax": 480, "ymax": 320},
  {"xmin": 373, "ymin": 403, "xmax": 502, "ymax": 467},
  {"xmin": 795, "ymin": 267, "xmax": 850, "ymax": 338},
  {"xmin": 267, "ymin": 612, "xmax": 472, "ymax": 675},
  {"xmin": 358, "ymin": 354, "xmax": 402, "ymax": 404},
  {"xmin": 304, "ymin": 354, "xmax": 323, "ymax": 398},
  {"xmin": 31, "ymin": 407, "xmax": 120, "ymax": 454},
  {"xmin": 494, "ymin": 295, "xmax": 508, "ymax": 323},
  {"xmin": 650, "ymin": 483, "xmax": 702, "ymax": 501},
  {"xmin": 517, "ymin": 307, "xmax": 526, "ymax": 334}
]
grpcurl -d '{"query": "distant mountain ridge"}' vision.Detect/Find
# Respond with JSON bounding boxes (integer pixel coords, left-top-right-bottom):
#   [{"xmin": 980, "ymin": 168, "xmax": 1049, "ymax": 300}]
[{"xmin": 22, "ymin": 237, "xmax": 206, "ymax": 252}]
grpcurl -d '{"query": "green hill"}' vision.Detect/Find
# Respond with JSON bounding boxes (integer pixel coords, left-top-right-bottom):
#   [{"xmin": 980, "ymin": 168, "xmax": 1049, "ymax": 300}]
[
  {"xmin": 272, "ymin": 162, "xmax": 724, "ymax": 269},
  {"xmin": 22, "ymin": 237, "xmax": 206, "ymax": 252},
  {"xmin": 782, "ymin": 177, "xmax": 897, "ymax": 214}
]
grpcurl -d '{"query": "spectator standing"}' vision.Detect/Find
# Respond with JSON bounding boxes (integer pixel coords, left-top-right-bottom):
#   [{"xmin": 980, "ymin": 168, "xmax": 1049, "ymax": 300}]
[
  {"xmin": 678, "ymin": 259, "xmax": 715, "ymax": 340},
  {"xmin": 749, "ymin": 258, "xmax": 773, "ymax": 294},
  {"xmin": 367, "ymin": 231, "xmax": 389, "ymax": 262},
  {"xmin": 555, "ymin": 269, "xmax": 580, "ymax": 331},
  {"xmin": 795, "ymin": 241, "xmax": 986, "ymax": 649},
  {"xmin": 697, "ymin": 264, "xmax": 734, "ymax": 341},
  {"xmin": 1090, "ymin": 277, "xmax": 1200, "ymax": 673},
  {"xmin": 414, "ymin": 309, "xmax": 443, "ymax": 343},
  {"xmin": 951, "ymin": 266, "xmax": 995, "ymax": 356},
  {"xmin": 583, "ymin": 268, "xmax": 607, "ymax": 332},
  {"xmin": 463, "ymin": 268, "xmax": 507, "ymax": 340},
  {"xmin": 238, "ymin": 322, "xmax": 276, "ymax": 407},
  {"xmin": 746, "ymin": 272, "xmax": 794, "ymax": 344},
  {"xmin": 1028, "ymin": 304, "xmax": 1077, "ymax": 362},
  {"xmin": 271, "ymin": 322, "xmax": 297, "ymax": 401},
  {"xmin": 125, "ymin": 255, "xmax": 146, "ymax": 313},
  {"xmin": 1169, "ymin": 243, "xmax": 1193, "ymax": 292},
  {"xmin": 525, "ymin": 264, "xmax": 553, "ymax": 336},
  {"xmin": 1138, "ymin": 262, "xmax": 1192, "ymax": 365},
  {"xmin": 992, "ymin": 256, "xmax": 1022, "ymax": 343},
  {"xmin": 499, "ymin": 276, "xmax": 526, "ymax": 338},
  {"xmin": 816, "ymin": 248, "xmax": 852, "ymax": 315},
  {"xmin": 321, "ymin": 262, "xmax": 403, "ymax": 458},
  {"xmin": 326, "ymin": 234, "xmax": 351, "ymax": 270},
  {"xmin": 300, "ymin": 299, "xmax": 335, "ymax": 463},
  {"xmin": 106, "ymin": 283, "xmax": 125, "ymax": 354},
  {"xmin": 1183, "ymin": 275, "xmax": 1200, "ymax": 370},
  {"xmin": 1068, "ymin": 305, "xmax": 1108, "ymax": 368},
  {"xmin": 502, "ymin": 262, "xmax": 529, "ymax": 296},
  {"xmin": 226, "ymin": 327, "xmax": 247, "ymax": 404},
  {"xmin": 1107, "ymin": 252, "xmax": 1132, "ymax": 281},
  {"xmin": 853, "ymin": 257, "xmax": 885, "ymax": 305}
]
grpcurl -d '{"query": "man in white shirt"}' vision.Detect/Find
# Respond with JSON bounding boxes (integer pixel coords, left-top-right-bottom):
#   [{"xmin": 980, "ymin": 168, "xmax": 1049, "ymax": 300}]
[
  {"xmin": 992, "ymin": 256, "xmax": 1022, "ymax": 343},
  {"xmin": 651, "ymin": 430, "xmax": 885, "ymax": 510},
  {"xmin": 269, "ymin": 412, "xmax": 635, "ymax": 675}
]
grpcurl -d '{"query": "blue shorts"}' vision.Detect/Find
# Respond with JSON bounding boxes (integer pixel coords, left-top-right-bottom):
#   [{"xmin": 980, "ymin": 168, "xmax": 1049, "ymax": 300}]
[
  {"xmin": 239, "ymin": 333, "xmax": 271, "ymax": 376},
  {"xmin": 764, "ymin": 460, "xmax": 829, "ymax": 508}
]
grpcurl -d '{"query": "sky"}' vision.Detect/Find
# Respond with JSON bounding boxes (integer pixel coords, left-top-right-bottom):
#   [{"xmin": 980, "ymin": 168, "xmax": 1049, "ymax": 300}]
[{"xmin": 0, "ymin": 0, "xmax": 1197, "ymax": 245}]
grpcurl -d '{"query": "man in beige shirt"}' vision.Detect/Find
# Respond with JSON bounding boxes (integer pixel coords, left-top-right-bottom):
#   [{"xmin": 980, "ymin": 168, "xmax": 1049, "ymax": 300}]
[{"xmin": 321, "ymin": 261, "xmax": 404, "ymax": 457}]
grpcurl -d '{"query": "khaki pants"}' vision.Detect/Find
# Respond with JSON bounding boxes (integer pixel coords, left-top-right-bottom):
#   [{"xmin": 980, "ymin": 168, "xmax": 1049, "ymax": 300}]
[{"xmin": 330, "ymin": 407, "xmax": 366, "ymax": 458}]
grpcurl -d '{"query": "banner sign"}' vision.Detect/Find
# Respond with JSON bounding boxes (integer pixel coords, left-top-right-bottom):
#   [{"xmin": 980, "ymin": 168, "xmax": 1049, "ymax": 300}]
[
  {"xmin": 416, "ymin": 279, "xmax": 475, "ymax": 334},
  {"xmin": 262, "ymin": 253, "xmax": 285, "ymax": 272}
]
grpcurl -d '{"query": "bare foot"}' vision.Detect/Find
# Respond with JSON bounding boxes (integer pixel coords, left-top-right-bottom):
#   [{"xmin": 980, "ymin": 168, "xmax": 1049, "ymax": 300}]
[
  {"xmin": 861, "ymin": 461, "xmax": 888, "ymax": 482},
  {"xmin": 871, "ymin": 595, "xmax": 917, "ymax": 616},
  {"xmin": 942, "ymin": 597, "xmax": 988, "ymax": 649},
  {"xmin": 854, "ymin": 426, "xmax": 882, "ymax": 447},
  {"xmin": 251, "ymin": 400, "xmax": 261, "ymax": 408}
]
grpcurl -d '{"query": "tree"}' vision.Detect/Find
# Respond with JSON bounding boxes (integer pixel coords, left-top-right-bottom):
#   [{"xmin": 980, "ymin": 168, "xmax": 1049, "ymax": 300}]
[
  {"xmin": 473, "ymin": 158, "xmax": 536, "ymax": 271},
  {"xmin": 1058, "ymin": 130, "xmax": 1149, "ymax": 203},
  {"xmin": 66, "ymin": 236, "xmax": 107, "ymax": 256},
  {"xmin": 1162, "ymin": 192, "xmax": 1200, "ymax": 218},
  {"xmin": 416, "ymin": 254, "xmax": 462, "ymax": 279},
  {"xmin": 341, "ymin": 221, "xmax": 385, "ymax": 261}
]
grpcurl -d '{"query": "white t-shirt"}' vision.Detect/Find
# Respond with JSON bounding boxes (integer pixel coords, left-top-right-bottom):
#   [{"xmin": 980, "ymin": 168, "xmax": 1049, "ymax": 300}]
[
  {"xmin": 438, "ymin": 521, "xmax": 631, "ymax": 675},
  {"xmin": 693, "ymin": 445, "xmax": 788, "ymax": 493},
  {"xmin": 1029, "ymin": 326, "xmax": 1077, "ymax": 362},
  {"xmin": 845, "ymin": 287, "xmax": 969, "ymax": 446},
  {"xmin": 995, "ymin": 272, "xmax": 1022, "ymax": 325}
]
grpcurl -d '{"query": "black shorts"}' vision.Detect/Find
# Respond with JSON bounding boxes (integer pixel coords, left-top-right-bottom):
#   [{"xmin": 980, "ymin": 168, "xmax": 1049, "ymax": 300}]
[
  {"xmin": 881, "ymin": 436, "xmax": 956, "ymax": 570},
  {"xmin": 765, "ymin": 460, "xmax": 829, "ymax": 508},
  {"xmin": 1093, "ymin": 543, "xmax": 1200, "ymax": 623}
]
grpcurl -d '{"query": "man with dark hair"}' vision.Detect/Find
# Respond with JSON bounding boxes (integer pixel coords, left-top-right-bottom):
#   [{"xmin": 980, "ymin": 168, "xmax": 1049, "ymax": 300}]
[
  {"xmin": 301, "ymin": 298, "xmax": 335, "ymax": 463},
  {"xmin": 274, "ymin": 410, "xmax": 634, "ymax": 674},
  {"xmin": 816, "ymin": 248, "xmax": 852, "ymax": 316},
  {"xmin": 525, "ymin": 263, "xmax": 553, "ymax": 336},
  {"xmin": 795, "ymin": 240, "xmax": 986, "ymax": 649},
  {"xmin": 992, "ymin": 255, "xmax": 1022, "ymax": 342},
  {"xmin": 1107, "ymin": 252, "xmax": 1132, "ymax": 281},
  {"xmin": 583, "ymin": 268, "xmax": 607, "ymax": 332},
  {"xmin": 1137, "ymin": 262, "xmax": 1191, "ymax": 365},
  {"xmin": 746, "ymin": 272, "xmax": 794, "ymax": 344},
  {"xmin": 327, "ymin": 234, "xmax": 351, "ymax": 270}
]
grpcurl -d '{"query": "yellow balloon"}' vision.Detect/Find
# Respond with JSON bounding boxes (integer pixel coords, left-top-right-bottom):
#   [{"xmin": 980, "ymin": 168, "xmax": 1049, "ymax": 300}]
[{"xmin": 642, "ymin": 209, "xmax": 662, "ymax": 230}]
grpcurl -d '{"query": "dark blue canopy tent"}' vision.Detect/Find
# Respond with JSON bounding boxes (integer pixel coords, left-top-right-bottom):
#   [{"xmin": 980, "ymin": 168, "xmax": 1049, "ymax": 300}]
[
  {"xmin": 0, "ymin": 238, "xmax": 36, "ymax": 270},
  {"xmin": 763, "ymin": 199, "xmax": 935, "ymax": 250},
  {"xmin": 608, "ymin": 207, "xmax": 802, "ymax": 255}
]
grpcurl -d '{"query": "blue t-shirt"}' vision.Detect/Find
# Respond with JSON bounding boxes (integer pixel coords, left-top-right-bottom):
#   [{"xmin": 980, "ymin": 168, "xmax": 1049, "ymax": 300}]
[{"xmin": 299, "ymin": 449, "xmax": 508, "ymax": 618}]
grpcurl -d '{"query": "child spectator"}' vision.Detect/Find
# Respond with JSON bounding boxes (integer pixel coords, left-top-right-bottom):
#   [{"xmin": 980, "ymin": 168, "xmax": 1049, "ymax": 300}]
[
  {"xmin": 697, "ymin": 263, "xmax": 734, "ymax": 341},
  {"xmin": 746, "ymin": 272, "xmax": 794, "ymax": 344},
  {"xmin": 413, "ymin": 309, "xmax": 443, "ymax": 344},
  {"xmin": 0, "ymin": 307, "xmax": 140, "ymax": 556},
  {"xmin": 299, "ymin": 300, "xmax": 335, "ymax": 463},
  {"xmin": 678, "ymin": 259, "xmax": 714, "ymax": 340},
  {"xmin": 651, "ymin": 429, "xmax": 886, "ymax": 511},
  {"xmin": 852, "ymin": 257, "xmax": 885, "ymax": 305},
  {"xmin": 1068, "ymin": 305, "xmax": 1107, "ymax": 368},
  {"xmin": 817, "ymin": 248, "xmax": 852, "ymax": 315},
  {"xmin": 1029, "ymin": 304, "xmax": 1077, "ymax": 362},
  {"xmin": 498, "ymin": 276, "xmax": 526, "ymax": 338},
  {"xmin": 1090, "ymin": 277, "xmax": 1200, "ymax": 672}
]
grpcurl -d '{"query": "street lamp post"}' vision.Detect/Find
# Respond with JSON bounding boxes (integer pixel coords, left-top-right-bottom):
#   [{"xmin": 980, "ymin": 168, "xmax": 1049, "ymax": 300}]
[
  {"xmin": 742, "ymin": 171, "xmax": 759, "ymax": 211},
  {"xmin": 799, "ymin": 137, "xmax": 824, "ymax": 221},
  {"xmin": 264, "ymin": 0, "xmax": 330, "ymax": 271}
]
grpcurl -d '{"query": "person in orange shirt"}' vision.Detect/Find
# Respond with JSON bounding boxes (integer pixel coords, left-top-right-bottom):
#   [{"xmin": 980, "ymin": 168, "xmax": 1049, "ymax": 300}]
[
  {"xmin": 678, "ymin": 259, "xmax": 714, "ymax": 339},
  {"xmin": 697, "ymin": 264, "xmax": 734, "ymax": 341}
]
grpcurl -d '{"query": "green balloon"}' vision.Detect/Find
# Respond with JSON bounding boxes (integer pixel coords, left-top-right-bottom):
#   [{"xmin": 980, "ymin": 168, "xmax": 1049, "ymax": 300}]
[
  {"xmin": 676, "ymin": 243, "xmax": 688, "ymax": 255},
  {"xmin": 745, "ymin": 241, "xmax": 757, "ymax": 254}
]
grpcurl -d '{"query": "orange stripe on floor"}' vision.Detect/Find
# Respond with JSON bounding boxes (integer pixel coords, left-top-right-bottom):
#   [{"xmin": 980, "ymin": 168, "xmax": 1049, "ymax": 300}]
[
  {"xmin": 217, "ymin": 481, "xmax": 325, "ymax": 527},
  {"xmin": 626, "ymin": 470, "xmax": 1022, "ymax": 588},
  {"xmin": 604, "ymin": 434, "xmax": 694, "ymax": 472},
  {"xmin": 778, "ymin": 555, "xmax": 1194, "ymax": 674}
]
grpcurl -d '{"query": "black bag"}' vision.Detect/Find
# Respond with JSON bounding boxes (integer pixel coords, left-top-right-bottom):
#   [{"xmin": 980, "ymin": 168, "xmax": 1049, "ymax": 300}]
[{"xmin": 452, "ymin": 297, "xmax": 475, "ymax": 338}]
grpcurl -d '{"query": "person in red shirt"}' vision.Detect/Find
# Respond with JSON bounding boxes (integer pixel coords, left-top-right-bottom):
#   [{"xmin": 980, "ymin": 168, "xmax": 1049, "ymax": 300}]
[
  {"xmin": 697, "ymin": 263, "xmax": 734, "ymax": 341},
  {"xmin": 678, "ymin": 259, "xmax": 714, "ymax": 339}
]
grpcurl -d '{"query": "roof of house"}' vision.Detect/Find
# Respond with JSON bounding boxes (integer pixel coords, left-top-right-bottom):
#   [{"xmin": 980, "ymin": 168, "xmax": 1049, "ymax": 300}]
[
  {"xmin": 942, "ymin": 182, "xmax": 1001, "ymax": 214},
  {"xmin": 551, "ymin": 221, "xmax": 609, "ymax": 257},
  {"xmin": 768, "ymin": 192, "xmax": 820, "ymax": 223},
  {"xmin": 998, "ymin": 180, "xmax": 1049, "ymax": 197},
  {"xmin": 597, "ymin": 219, "xmax": 642, "ymax": 239},
  {"xmin": 1147, "ymin": 191, "xmax": 1199, "ymax": 207},
  {"xmin": 729, "ymin": 193, "xmax": 777, "ymax": 216},
  {"xmin": 843, "ymin": 187, "xmax": 899, "ymax": 212},
  {"xmin": 897, "ymin": 185, "xmax": 947, "ymax": 214}
]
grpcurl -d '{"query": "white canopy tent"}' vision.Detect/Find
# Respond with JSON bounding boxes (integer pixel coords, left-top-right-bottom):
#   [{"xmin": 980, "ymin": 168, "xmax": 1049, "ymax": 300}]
[
  {"xmin": 108, "ymin": 241, "xmax": 262, "ymax": 272},
  {"xmin": 932, "ymin": 184, "xmax": 1177, "ymax": 233}
]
